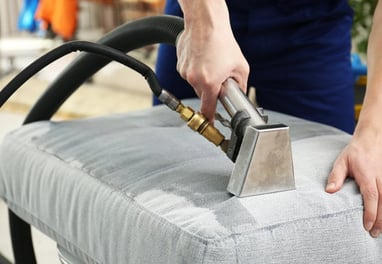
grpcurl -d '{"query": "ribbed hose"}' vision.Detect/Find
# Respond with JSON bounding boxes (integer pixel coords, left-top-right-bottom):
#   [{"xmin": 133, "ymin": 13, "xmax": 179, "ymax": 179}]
[{"xmin": 24, "ymin": 15, "xmax": 184, "ymax": 124}]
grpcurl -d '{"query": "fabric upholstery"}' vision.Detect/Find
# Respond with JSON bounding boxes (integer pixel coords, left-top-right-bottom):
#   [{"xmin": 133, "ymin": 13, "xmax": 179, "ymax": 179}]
[{"xmin": 0, "ymin": 99, "xmax": 381, "ymax": 263}]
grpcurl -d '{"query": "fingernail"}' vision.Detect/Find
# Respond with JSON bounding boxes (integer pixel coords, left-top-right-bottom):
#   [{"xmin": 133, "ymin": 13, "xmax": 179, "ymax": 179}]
[
  {"xmin": 370, "ymin": 229, "xmax": 381, "ymax": 238},
  {"xmin": 365, "ymin": 221, "xmax": 374, "ymax": 231},
  {"xmin": 326, "ymin": 182, "xmax": 336, "ymax": 191}
]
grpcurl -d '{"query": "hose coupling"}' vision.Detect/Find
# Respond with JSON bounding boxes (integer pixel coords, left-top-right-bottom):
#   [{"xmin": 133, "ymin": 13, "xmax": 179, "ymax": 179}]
[
  {"xmin": 158, "ymin": 89, "xmax": 181, "ymax": 111},
  {"xmin": 176, "ymin": 103, "xmax": 226, "ymax": 148}
]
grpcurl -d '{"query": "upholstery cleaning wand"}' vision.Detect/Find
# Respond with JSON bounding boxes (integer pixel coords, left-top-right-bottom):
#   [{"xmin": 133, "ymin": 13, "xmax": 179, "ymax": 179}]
[
  {"xmin": 219, "ymin": 78, "xmax": 295, "ymax": 197},
  {"xmin": 158, "ymin": 78, "xmax": 295, "ymax": 197}
]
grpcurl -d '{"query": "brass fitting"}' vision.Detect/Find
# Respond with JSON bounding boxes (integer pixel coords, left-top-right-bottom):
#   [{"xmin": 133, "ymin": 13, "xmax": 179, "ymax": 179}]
[{"xmin": 176, "ymin": 103, "xmax": 226, "ymax": 147}]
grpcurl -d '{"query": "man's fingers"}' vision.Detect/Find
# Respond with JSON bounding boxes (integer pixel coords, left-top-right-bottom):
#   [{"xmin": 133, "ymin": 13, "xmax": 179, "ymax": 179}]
[
  {"xmin": 326, "ymin": 156, "xmax": 348, "ymax": 193},
  {"xmin": 200, "ymin": 89, "xmax": 218, "ymax": 123},
  {"xmin": 369, "ymin": 178, "xmax": 382, "ymax": 237},
  {"xmin": 360, "ymin": 181, "xmax": 379, "ymax": 233}
]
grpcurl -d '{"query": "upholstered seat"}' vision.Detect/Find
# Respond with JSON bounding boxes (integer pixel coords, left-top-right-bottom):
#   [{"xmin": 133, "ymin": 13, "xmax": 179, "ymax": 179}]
[{"xmin": 0, "ymin": 100, "xmax": 381, "ymax": 263}]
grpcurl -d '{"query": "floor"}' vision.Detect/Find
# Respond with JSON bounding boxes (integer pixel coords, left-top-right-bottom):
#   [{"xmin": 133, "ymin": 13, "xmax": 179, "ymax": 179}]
[{"xmin": 0, "ymin": 35, "xmax": 157, "ymax": 263}]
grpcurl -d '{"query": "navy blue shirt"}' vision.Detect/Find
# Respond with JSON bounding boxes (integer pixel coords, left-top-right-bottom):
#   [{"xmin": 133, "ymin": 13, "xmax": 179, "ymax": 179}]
[{"xmin": 155, "ymin": 0, "xmax": 355, "ymax": 133}]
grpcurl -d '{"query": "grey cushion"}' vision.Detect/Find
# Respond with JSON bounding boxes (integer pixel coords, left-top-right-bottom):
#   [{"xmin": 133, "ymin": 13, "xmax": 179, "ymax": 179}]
[{"xmin": 0, "ymin": 99, "xmax": 381, "ymax": 263}]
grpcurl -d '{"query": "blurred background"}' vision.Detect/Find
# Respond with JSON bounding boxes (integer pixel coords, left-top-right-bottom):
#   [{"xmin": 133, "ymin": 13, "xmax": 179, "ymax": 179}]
[{"xmin": 0, "ymin": 0, "xmax": 166, "ymax": 120}]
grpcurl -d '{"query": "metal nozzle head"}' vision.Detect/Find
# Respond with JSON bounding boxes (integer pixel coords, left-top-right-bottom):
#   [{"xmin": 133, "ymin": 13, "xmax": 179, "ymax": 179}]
[{"xmin": 227, "ymin": 124, "xmax": 295, "ymax": 197}]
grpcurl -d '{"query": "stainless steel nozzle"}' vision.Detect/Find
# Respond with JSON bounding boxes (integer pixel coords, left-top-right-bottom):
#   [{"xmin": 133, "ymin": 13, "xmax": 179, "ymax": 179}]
[
  {"xmin": 219, "ymin": 78, "xmax": 295, "ymax": 197},
  {"xmin": 226, "ymin": 124, "xmax": 295, "ymax": 197}
]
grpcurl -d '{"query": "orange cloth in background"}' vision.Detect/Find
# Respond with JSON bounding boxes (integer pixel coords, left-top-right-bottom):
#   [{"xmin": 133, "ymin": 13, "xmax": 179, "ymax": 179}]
[{"xmin": 35, "ymin": 0, "xmax": 78, "ymax": 40}]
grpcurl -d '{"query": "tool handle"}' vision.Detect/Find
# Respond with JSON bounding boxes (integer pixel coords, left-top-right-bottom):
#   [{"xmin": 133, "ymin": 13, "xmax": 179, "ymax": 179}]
[{"xmin": 219, "ymin": 78, "xmax": 266, "ymax": 126}]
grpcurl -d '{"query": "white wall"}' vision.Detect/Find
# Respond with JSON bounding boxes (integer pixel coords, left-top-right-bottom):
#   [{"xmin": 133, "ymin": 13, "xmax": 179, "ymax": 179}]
[{"xmin": 0, "ymin": 0, "xmax": 23, "ymax": 37}]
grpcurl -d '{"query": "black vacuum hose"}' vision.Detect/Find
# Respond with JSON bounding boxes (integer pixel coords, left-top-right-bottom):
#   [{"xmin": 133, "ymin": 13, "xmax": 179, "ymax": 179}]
[
  {"xmin": 24, "ymin": 15, "xmax": 184, "ymax": 124},
  {"xmin": 0, "ymin": 41, "xmax": 162, "ymax": 108}
]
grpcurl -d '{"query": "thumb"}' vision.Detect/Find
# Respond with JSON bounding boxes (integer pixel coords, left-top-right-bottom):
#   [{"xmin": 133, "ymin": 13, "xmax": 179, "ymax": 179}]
[{"xmin": 326, "ymin": 155, "xmax": 348, "ymax": 193}]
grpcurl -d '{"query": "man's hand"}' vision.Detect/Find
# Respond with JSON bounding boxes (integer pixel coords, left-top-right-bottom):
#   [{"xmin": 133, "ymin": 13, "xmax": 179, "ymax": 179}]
[
  {"xmin": 326, "ymin": 128, "xmax": 382, "ymax": 238},
  {"xmin": 327, "ymin": 0, "xmax": 382, "ymax": 238},
  {"xmin": 176, "ymin": 0, "xmax": 249, "ymax": 122}
]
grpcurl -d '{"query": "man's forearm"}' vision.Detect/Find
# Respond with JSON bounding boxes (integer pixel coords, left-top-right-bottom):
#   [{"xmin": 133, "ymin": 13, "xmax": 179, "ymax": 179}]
[
  {"xmin": 357, "ymin": 0, "xmax": 382, "ymax": 132},
  {"xmin": 177, "ymin": 0, "xmax": 231, "ymax": 35}
]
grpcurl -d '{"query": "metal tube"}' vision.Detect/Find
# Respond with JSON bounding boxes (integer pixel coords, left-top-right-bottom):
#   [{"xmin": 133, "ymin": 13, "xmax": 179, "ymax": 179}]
[{"xmin": 219, "ymin": 78, "xmax": 266, "ymax": 126}]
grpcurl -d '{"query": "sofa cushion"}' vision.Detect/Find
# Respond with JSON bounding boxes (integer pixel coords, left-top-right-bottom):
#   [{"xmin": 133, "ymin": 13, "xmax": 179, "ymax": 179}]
[{"xmin": 0, "ymin": 99, "xmax": 381, "ymax": 263}]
